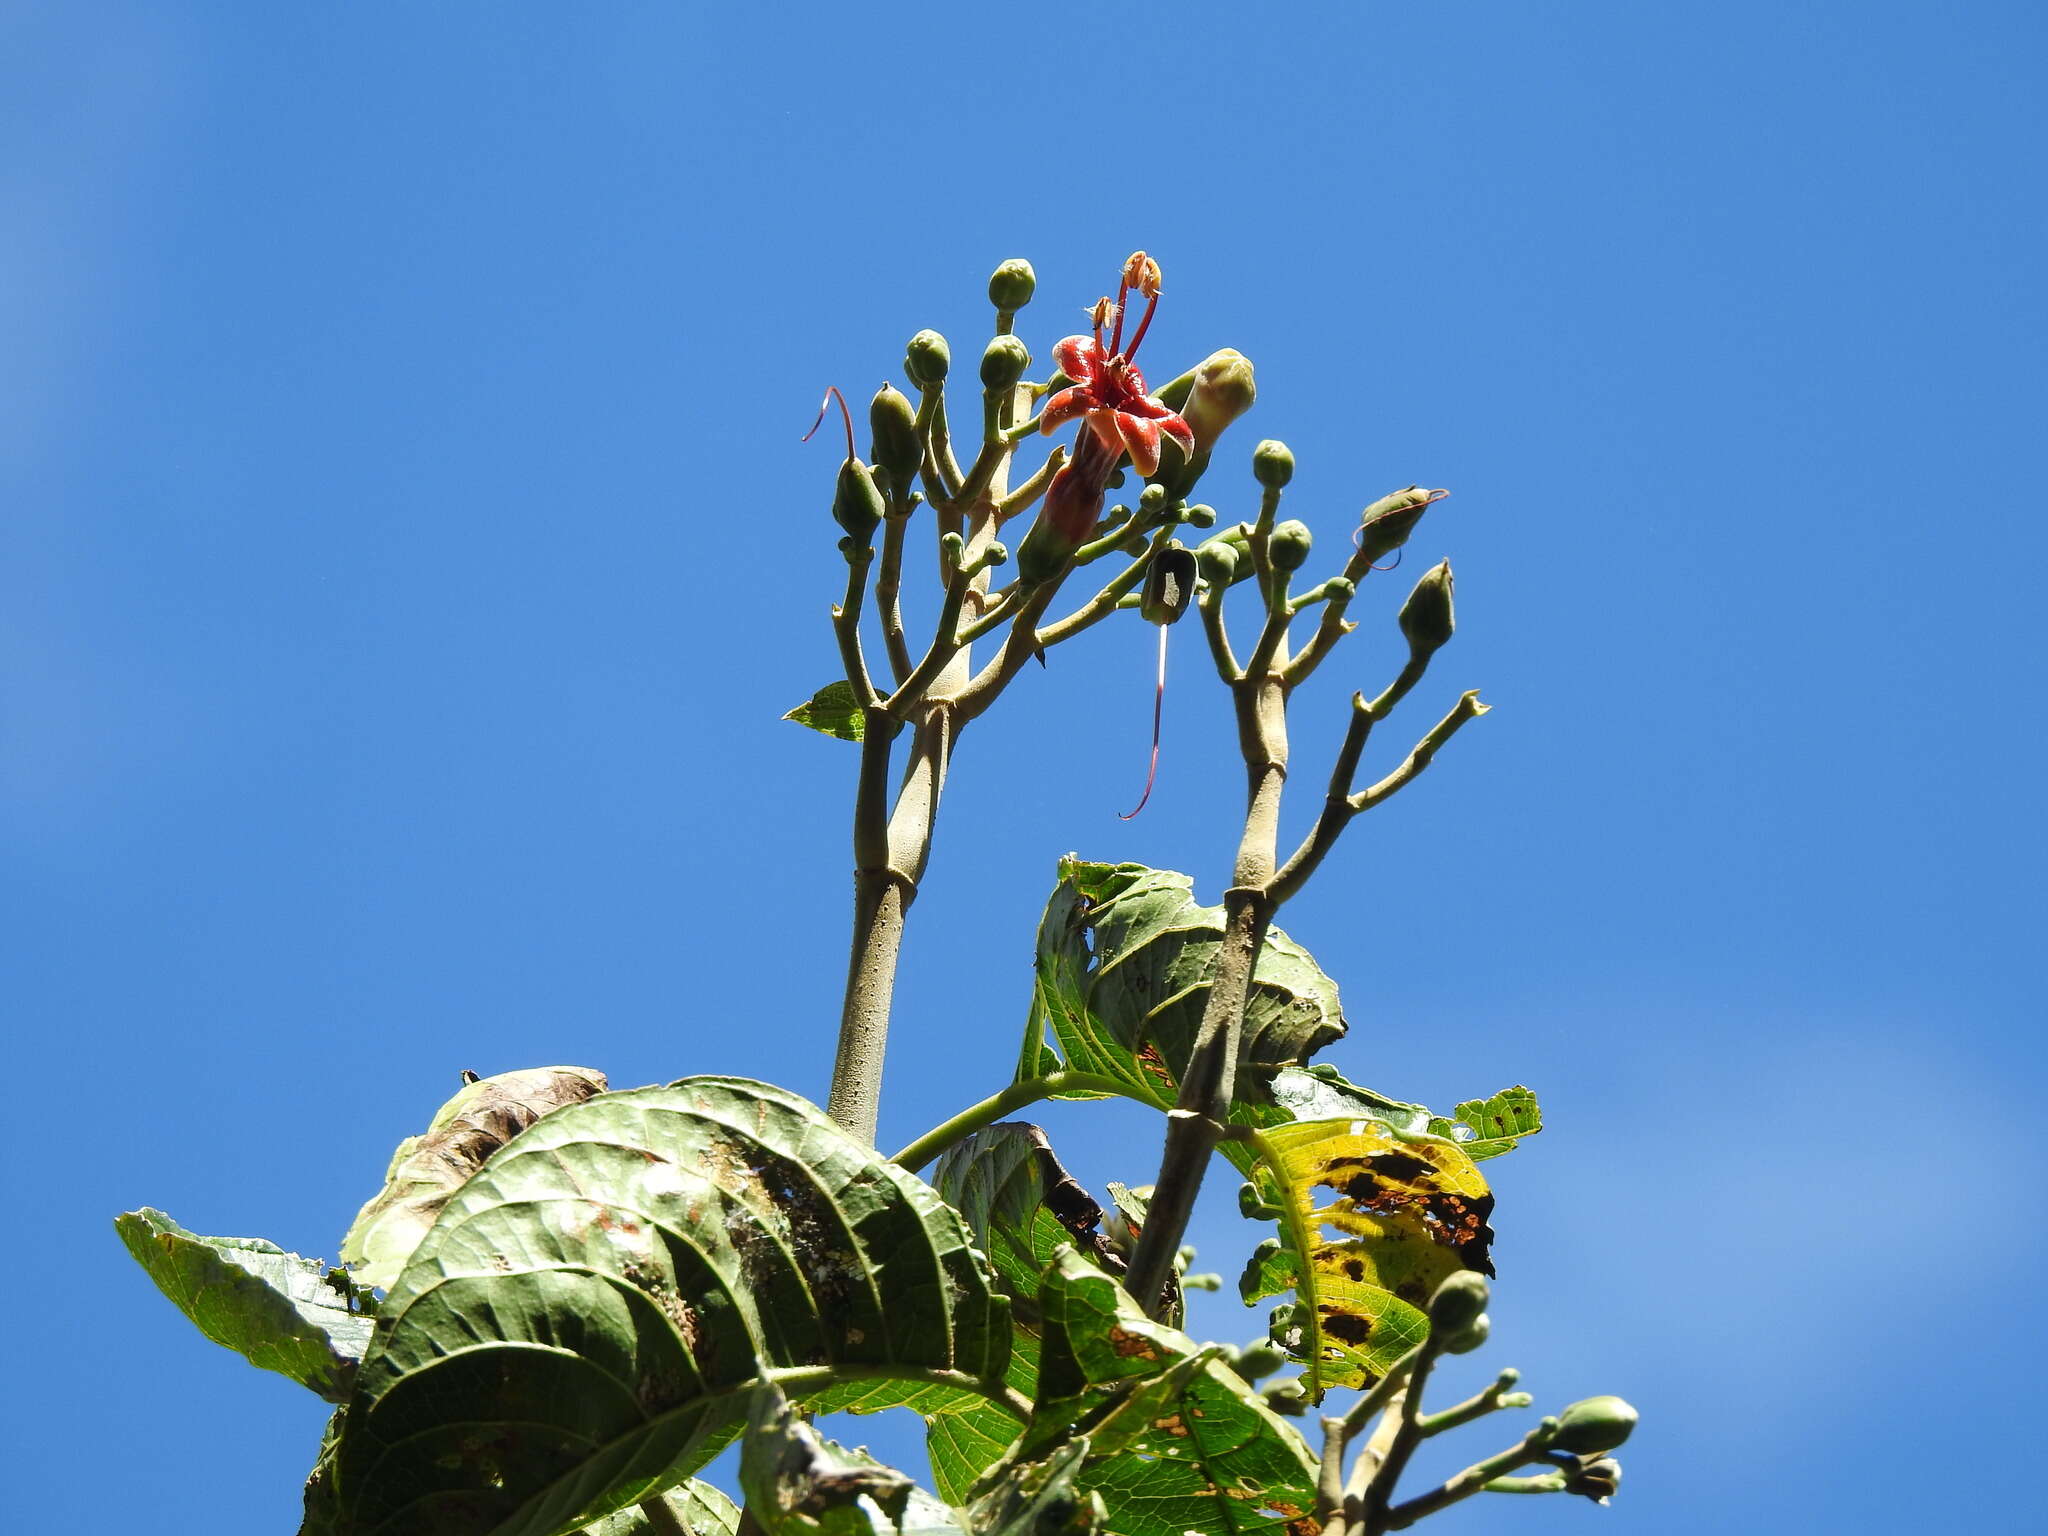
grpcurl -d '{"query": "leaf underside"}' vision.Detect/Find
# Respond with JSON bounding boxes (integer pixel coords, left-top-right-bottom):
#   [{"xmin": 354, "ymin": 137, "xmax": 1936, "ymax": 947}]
[
  {"xmin": 116, "ymin": 1208, "xmax": 374, "ymax": 1403},
  {"xmin": 784, "ymin": 681, "xmax": 866, "ymax": 742},
  {"xmin": 307, "ymin": 1077, "xmax": 1011, "ymax": 1536}
]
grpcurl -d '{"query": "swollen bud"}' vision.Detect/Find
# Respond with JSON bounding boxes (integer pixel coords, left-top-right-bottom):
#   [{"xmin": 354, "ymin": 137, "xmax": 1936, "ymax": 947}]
[
  {"xmin": 833, "ymin": 459, "xmax": 886, "ymax": 542},
  {"xmin": 1441, "ymin": 1313, "xmax": 1490, "ymax": 1354},
  {"xmin": 1140, "ymin": 546, "xmax": 1199, "ymax": 626},
  {"xmin": 868, "ymin": 384, "xmax": 921, "ymax": 488},
  {"xmin": 1551, "ymin": 1397, "xmax": 1638, "ymax": 1456},
  {"xmin": 1252, "ymin": 439, "xmax": 1294, "ymax": 489},
  {"xmin": 1427, "ymin": 1270, "xmax": 1490, "ymax": 1336},
  {"xmin": 1182, "ymin": 503, "xmax": 1217, "ymax": 529},
  {"xmin": 1197, "ymin": 539, "xmax": 1240, "ymax": 586},
  {"xmin": 988, "ymin": 258, "xmax": 1037, "ymax": 313},
  {"xmin": 1261, "ymin": 1378, "xmax": 1310, "ymax": 1416},
  {"xmin": 1230, "ymin": 1341, "xmax": 1287, "ymax": 1382},
  {"xmin": 905, "ymin": 329, "xmax": 950, "ymax": 388},
  {"xmin": 981, "ymin": 334, "xmax": 1031, "ymax": 392},
  {"xmin": 1268, "ymin": 519, "xmax": 1313, "ymax": 573},
  {"xmin": 1180, "ymin": 349, "xmax": 1257, "ymax": 454},
  {"xmin": 1357, "ymin": 486, "xmax": 1438, "ymax": 565},
  {"xmin": 1398, "ymin": 559, "xmax": 1456, "ymax": 657}
]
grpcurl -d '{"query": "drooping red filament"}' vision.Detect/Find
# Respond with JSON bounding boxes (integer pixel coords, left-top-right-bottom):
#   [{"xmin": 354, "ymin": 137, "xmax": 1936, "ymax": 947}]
[{"xmin": 1118, "ymin": 623, "xmax": 1170, "ymax": 820}]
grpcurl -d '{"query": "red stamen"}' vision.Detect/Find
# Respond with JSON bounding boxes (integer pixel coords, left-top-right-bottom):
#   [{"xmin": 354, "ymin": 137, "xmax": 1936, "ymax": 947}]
[
  {"xmin": 1109, "ymin": 274, "xmax": 1132, "ymax": 356},
  {"xmin": 801, "ymin": 386, "xmax": 857, "ymax": 461},
  {"xmin": 1119, "ymin": 623, "xmax": 1170, "ymax": 820},
  {"xmin": 1122, "ymin": 290, "xmax": 1160, "ymax": 362}
]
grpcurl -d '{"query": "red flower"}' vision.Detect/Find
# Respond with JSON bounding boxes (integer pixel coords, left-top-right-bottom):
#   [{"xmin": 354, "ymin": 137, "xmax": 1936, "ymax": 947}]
[{"xmin": 1038, "ymin": 253, "xmax": 1194, "ymax": 479}]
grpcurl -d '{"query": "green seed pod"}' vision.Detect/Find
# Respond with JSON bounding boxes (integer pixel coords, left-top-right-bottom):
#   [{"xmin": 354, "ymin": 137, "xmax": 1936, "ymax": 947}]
[
  {"xmin": 1197, "ymin": 538, "xmax": 1240, "ymax": 587},
  {"xmin": 1268, "ymin": 518, "xmax": 1313, "ymax": 573},
  {"xmin": 868, "ymin": 384, "xmax": 921, "ymax": 488},
  {"xmin": 1357, "ymin": 485, "xmax": 1437, "ymax": 565},
  {"xmin": 1232, "ymin": 1342, "xmax": 1287, "ymax": 1382},
  {"xmin": 905, "ymin": 329, "xmax": 950, "ymax": 388},
  {"xmin": 1252, "ymin": 439, "xmax": 1294, "ymax": 489},
  {"xmin": 980, "ymin": 334, "xmax": 1031, "ymax": 392},
  {"xmin": 1440, "ymin": 1313, "xmax": 1490, "ymax": 1354},
  {"xmin": 1398, "ymin": 559, "xmax": 1456, "ymax": 657},
  {"xmin": 1140, "ymin": 546, "xmax": 1199, "ymax": 626},
  {"xmin": 1427, "ymin": 1270, "xmax": 1490, "ymax": 1336},
  {"xmin": 1551, "ymin": 1397, "xmax": 1639, "ymax": 1456},
  {"xmin": 834, "ymin": 459, "xmax": 886, "ymax": 542},
  {"xmin": 988, "ymin": 258, "xmax": 1037, "ymax": 313}
]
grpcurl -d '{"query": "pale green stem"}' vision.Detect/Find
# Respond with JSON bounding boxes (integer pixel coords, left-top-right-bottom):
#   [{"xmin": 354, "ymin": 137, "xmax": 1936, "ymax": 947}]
[{"xmin": 889, "ymin": 1070, "xmax": 1151, "ymax": 1171}]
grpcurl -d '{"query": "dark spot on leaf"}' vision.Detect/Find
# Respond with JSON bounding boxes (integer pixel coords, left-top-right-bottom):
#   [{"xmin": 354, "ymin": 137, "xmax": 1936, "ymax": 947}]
[
  {"xmin": 1365, "ymin": 1151, "xmax": 1435, "ymax": 1184},
  {"xmin": 1342, "ymin": 1258, "xmax": 1365, "ymax": 1282},
  {"xmin": 1320, "ymin": 1310, "xmax": 1374, "ymax": 1347}
]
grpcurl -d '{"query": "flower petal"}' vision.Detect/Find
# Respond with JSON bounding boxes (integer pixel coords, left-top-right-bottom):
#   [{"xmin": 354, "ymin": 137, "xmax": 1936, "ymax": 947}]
[
  {"xmin": 1039, "ymin": 386, "xmax": 1094, "ymax": 437},
  {"xmin": 1053, "ymin": 335, "xmax": 1104, "ymax": 384},
  {"xmin": 1157, "ymin": 409, "xmax": 1195, "ymax": 460},
  {"xmin": 1115, "ymin": 411, "xmax": 1164, "ymax": 476}
]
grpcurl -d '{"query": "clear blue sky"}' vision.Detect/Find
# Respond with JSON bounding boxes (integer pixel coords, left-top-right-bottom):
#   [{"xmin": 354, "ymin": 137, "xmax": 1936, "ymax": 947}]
[{"xmin": 5, "ymin": 4, "xmax": 2042, "ymax": 1533}]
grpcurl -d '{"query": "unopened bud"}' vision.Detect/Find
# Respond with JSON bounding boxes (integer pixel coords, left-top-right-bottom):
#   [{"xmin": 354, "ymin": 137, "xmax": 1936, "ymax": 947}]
[
  {"xmin": 868, "ymin": 384, "xmax": 920, "ymax": 487},
  {"xmin": 1398, "ymin": 559, "xmax": 1455, "ymax": 656},
  {"xmin": 1268, "ymin": 519, "xmax": 1313, "ymax": 573},
  {"xmin": 832, "ymin": 460, "xmax": 886, "ymax": 542},
  {"xmin": 1182, "ymin": 503, "xmax": 1217, "ymax": 529},
  {"xmin": 905, "ymin": 329, "xmax": 950, "ymax": 388},
  {"xmin": 1252, "ymin": 440, "xmax": 1294, "ymax": 489},
  {"xmin": 1551, "ymin": 1396, "xmax": 1638, "ymax": 1456},
  {"xmin": 1230, "ymin": 1341, "xmax": 1287, "ymax": 1382},
  {"xmin": 1357, "ymin": 486, "xmax": 1437, "ymax": 565},
  {"xmin": 1261, "ymin": 1378, "xmax": 1309, "ymax": 1416},
  {"xmin": 1427, "ymin": 1270, "xmax": 1489, "ymax": 1336},
  {"xmin": 980, "ymin": 334, "xmax": 1031, "ymax": 392},
  {"xmin": 1180, "ymin": 349, "xmax": 1257, "ymax": 454},
  {"xmin": 1139, "ymin": 546, "xmax": 1199, "ymax": 626},
  {"xmin": 1197, "ymin": 539, "xmax": 1239, "ymax": 586},
  {"xmin": 1441, "ymin": 1313, "xmax": 1490, "ymax": 1354},
  {"xmin": 988, "ymin": 258, "xmax": 1036, "ymax": 313}
]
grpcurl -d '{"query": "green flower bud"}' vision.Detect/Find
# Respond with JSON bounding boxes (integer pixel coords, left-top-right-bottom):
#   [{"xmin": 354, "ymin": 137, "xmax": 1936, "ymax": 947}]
[
  {"xmin": 1231, "ymin": 1341, "xmax": 1287, "ymax": 1382},
  {"xmin": 1357, "ymin": 485, "xmax": 1439, "ymax": 565},
  {"xmin": 1398, "ymin": 559, "xmax": 1456, "ymax": 657},
  {"xmin": 905, "ymin": 329, "xmax": 950, "ymax": 388},
  {"xmin": 1261, "ymin": 1378, "xmax": 1310, "ymax": 1416},
  {"xmin": 1015, "ymin": 516, "xmax": 1081, "ymax": 586},
  {"xmin": 868, "ymin": 384, "xmax": 921, "ymax": 488},
  {"xmin": 1180, "ymin": 348, "xmax": 1257, "ymax": 454},
  {"xmin": 980, "ymin": 334, "xmax": 1031, "ymax": 392},
  {"xmin": 1551, "ymin": 1396, "xmax": 1638, "ymax": 1456},
  {"xmin": 988, "ymin": 258, "xmax": 1036, "ymax": 313},
  {"xmin": 1197, "ymin": 538, "xmax": 1240, "ymax": 587},
  {"xmin": 1182, "ymin": 503, "xmax": 1217, "ymax": 529},
  {"xmin": 1237, "ymin": 1180, "xmax": 1280, "ymax": 1220},
  {"xmin": 1140, "ymin": 546, "xmax": 1199, "ymax": 626},
  {"xmin": 833, "ymin": 459, "xmax": 886, "ymax": 542},
  {"xmin": 1252, "ymin": 439, "xmax": 1294, "ymax": 489},
  {"xmin": 1441, "ymin": 1312, "xmax": 1490, "ymax": 1354},
  {"xmin": 1427, "ymin": 1269, "xmax": 1489, "ymax": 1336},
  {"xmin": 1268, "ymin": 518, "xmax": 1313, "ymax": 573}
]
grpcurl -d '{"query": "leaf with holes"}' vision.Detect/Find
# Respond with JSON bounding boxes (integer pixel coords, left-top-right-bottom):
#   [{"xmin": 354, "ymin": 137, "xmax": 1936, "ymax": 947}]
[
  {"xmin": 1241, "ymin": 1117, "xmax": 1495, "ymax": 1399},
  {"xmin": 1024, "ymin": 859, "xmax": 1346, "ymax": 1110},
  {"xmin": 307, "ymin": 1077, "xmax": 1012, "ymax": 1536},
  {"xmin": 784, "ymin": 681, "xmax": 866, "ymax": 742},
  {"xmin": 341, "ymin": 1065, "xmax": 610, "ymax": 1290},
  {"xmin": 1221, "ymin": 1067, "xmax": 1541, "ymax": 1177},
  {"xmin": 1426, "ymin": 1085, "xmax": 1542, "ymax": 1161},
  {"xmin": 116, "ymin": 1208, "xmax": 374, "ymax": 1403}
]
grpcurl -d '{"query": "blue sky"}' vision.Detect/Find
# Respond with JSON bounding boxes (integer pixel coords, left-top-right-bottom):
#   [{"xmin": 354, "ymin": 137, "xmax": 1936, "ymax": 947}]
[{"xmin": 4, "ymin": 3, "xmax": 2042, "ymax": 1533}]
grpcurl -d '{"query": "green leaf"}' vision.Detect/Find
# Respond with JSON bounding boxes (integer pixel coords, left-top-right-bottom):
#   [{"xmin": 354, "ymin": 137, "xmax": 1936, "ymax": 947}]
[
  {"xmin": 1426, "ymin": 1084, "xmax": 1542, "ymax": 1161},
  {"xmin": 115, "ymin": 1207, "xmax": 374, "ymax": 1403},
  {"xmin": 340, "ymin": 1065, "xmax": 610, "ymax": 1290},
  {"xmin": 314, "ymin": 1077, "xmax": 1012, "ymax": 1536},
  {"xmin": 784, "ymin": 681, "xmax": 866, "ymax": 742},
  {"xmin": 1242, "ymin": 1116, "xmax": 1496, "ymax": 1399},
  {"xmin": 583, "ymin": 1481, "xmax": 741, "ymax": 1536},
  {"xmin": 743, "ymin": 1387, "xmax": 961, "ymax": 1536},
  {"xmin": 1022, "ymin": 1251, "xmax": 1321, "ymax": 1536},
  {"xmin": 1025, "ymin": 859, "xmax": 1346, "ymax": 1111},
  {"xmin": 966, "ymin": 1440, "xmax": 1098, "ymax": 1536},
  {"xmin": 927, "ymin": 1124, "xmax": 1122, "ymax": 1504}
]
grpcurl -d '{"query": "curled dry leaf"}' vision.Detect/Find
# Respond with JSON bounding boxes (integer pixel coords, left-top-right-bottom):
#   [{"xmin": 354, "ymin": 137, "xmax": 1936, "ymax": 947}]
[{"xmin": 339, "ymin": 1064, "xmax": 608, "ymax": 1290}]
